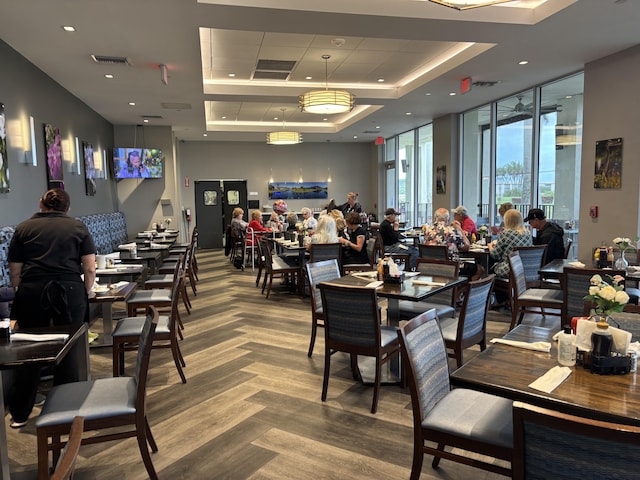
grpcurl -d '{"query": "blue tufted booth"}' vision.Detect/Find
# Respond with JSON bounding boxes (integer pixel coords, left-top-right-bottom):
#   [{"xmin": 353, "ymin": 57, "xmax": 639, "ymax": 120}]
[{"xmin": 0, "ymin": 212, "xmax": 129, "ymax": 287}]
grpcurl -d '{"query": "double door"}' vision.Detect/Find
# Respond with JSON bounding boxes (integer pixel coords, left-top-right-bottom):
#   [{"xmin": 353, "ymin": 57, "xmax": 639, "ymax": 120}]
[{"xmin": 194, "ymin": 179, "xmax": 247, "ymax": 249}]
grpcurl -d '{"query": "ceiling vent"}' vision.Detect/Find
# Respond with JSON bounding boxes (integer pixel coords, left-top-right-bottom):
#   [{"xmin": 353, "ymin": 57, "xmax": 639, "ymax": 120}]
[
  {"xmin": 252, "ymin": 59, "xmax": 296, "ymax": 81},
  {"xmin": 160, "ymin": 102, "xmax": 192, "ymax": 110},
  {"xmin": 142, "ymin": 115, "xmax": 163, "ymax": 119},
  {"xmin": 91, "ymin": 55, "xmax": 132, "ymax": 66},
  {"xmin": 362, "ymin": 130, "xmax": 380, "ymax": 134}
]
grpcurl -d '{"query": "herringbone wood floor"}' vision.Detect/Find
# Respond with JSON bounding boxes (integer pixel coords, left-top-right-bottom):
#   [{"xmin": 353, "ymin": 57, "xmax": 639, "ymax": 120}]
[{"xmin": 6, "ymin": 249, "xmax": 560, "ymax": 479}]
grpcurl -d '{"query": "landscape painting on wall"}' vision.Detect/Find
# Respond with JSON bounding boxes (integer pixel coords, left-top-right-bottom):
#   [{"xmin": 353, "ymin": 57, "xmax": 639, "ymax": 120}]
[
  {"xmin": 0, "ymin": 102, "xmax": 9, "ymax": 193},
  {"xmin": 594, "ymin": 137, "xmax": 622, "ymax": 189},
  {"xmin": 44, "ymin": 123, "xmax": 64, "ymax": 189},
  {"xmin": 83, "ymin": 141, "xmax": 96, "ymax": 196},
  {"xmin": 268, "ymin": 181, "xmax": 328, "ymax": 200}
]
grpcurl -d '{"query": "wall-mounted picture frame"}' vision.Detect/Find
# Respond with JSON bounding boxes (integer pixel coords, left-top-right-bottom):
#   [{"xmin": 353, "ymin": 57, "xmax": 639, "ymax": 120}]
[
  {"xmin": 83, "ymin": 141, "xmax": 96, "ymax": 196},
  {"xmin": 269, "ymin": 181, "xmax": 328, "ymax": 200},
  {"xmin": 0, "ymin": 102, "xmax": 9, "ymax": 193},
  {"xmin": 44, "ymin": 123, "xmax": 64, "ymax": 189},
  {"xmin": 594, "ymin": 137, "xmax": 622, "ymax": 189},
  {"xmin": 436, "ymin": 165, "xmax": 446, "ymax": 194}
]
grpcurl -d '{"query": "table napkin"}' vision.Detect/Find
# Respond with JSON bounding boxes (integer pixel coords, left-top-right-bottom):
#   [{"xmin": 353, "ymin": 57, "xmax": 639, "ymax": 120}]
[
  {"xmin": 575, "ymin": 319, "xmax": 631, "ymax": 354},
  {"xmin": 150, "ymin": 242, "xmax": 170, "ymax": 249},
  {"xmin": 528, "ymin": 366, "xmax": 572, "ymax": 393},
  {"xmin": 11, "ymin": 333, "xmax": 69, "ymax": 342},
  {"xmin": 366, "ymin": 280, "xmax": 384, "ymax": 288},
  {"xmin": 352, "ymin": 271, "xmax": 377, "ymax": 279},
  {"xmin": 568, "ymin": 261, "xmax": 585, "ymax": 268},
  {"xmin": 118, "ymin": 242, "xmax": 137, "ymax": 250},
  {"xmin": 490, "ymin": 338, "xmax": 552, "ymax": 352},
  {"xmin": 411, "ymin": 279, "xmax": 446, "ymax": 286},
  {"xmin": 110, "ymin": 281, "xmax": 129, "ymax": 290}
]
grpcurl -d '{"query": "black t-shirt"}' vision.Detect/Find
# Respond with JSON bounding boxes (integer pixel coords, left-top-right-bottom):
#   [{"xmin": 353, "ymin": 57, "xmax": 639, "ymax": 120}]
[
  {"xmin": 533, "ymin": 221, "xmax": 565, "ymax": 262},
  {"xmin": 8, "ymin": 212, "xmax": 96, "ymax": 282},
  {"xmin": 343, "ymin": 226, "xmax": 368, "ymax": 264},
  {"xmin": 380, "ymin": 218, "xmax": 400, "ymax": 246}
]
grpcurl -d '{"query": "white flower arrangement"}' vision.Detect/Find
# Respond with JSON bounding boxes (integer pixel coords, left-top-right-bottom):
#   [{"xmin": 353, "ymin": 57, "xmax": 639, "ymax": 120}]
[
  {"xmin": 478, "ymin": 225, "xmax": 489, "ymax": 235},
  {"xmin": 584, "ymin": 274, "xmax": 629, "ymax": 316},
  {"xmin": 613, "ymin": 237, "xmax": 635, "ymax": 253}
]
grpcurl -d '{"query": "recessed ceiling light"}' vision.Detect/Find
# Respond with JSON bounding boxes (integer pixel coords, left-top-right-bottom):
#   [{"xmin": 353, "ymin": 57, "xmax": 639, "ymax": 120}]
[
  {"xmin": 228, "ymin": 73, "xmax": 236, "ymax": 77},
  {"xmin": 306, "ymin": 76, "xmax": 313, "ymax": 80},
  {"xmin": 128, "ymin": 102, "xmax": 136, "ymax": 106},
  {"xmin": 203, "ymin": 133, "xmax": 208, "ymax": 137},
  {"xmin": 377, "ymin": 78, "xmax": 385, "ymax": 83},
  {"xmin": 425, "ymin": 92, "xmax": 431, "ymax": 96},
  {"xmin": 449, "ymin": 92, "xmax": 456, "ymax": 96},
  {"xmin": 353, "ymin": 135, "xmax": 358, "ymax": 139},
  {"xmin": 565, "ymin": 95, "xmax": 573, "ymax": 99},
  {"xmin": 518, "ymin": 60, "xmax": 529, "ymax": 65},
  {"xmin": 143, "ymin": 119, "xmax": 149, "ymax": 123},
  {"xmin": 273, "ymin": 117, "xmax": 279, "ymax": 120},
  {"xmin": 104, "ymin": 74, "xmax": 114, "ymax": 79},
  {"xmin": 62, "ymin": 26, "xmax": 75, "ymax": 32},
  {"xmin": 221, "ymin": 116, "xmax": 227, "ymax": 119},
  {"xmin": 405, "ymin": 112, "xmax": 412, "ymax": 116},
  {"xmin": 323, "ymin": 118, "xmax": 328, "ymax": 121},
  {"xmin": 376, "ymin": 126, "xmax": 381, "ymax": 129}
]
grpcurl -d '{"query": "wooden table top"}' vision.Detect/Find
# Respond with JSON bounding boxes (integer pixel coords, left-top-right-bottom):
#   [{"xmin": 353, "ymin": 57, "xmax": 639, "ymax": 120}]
[
  {"xmin": 89, "ymin": 281, "xmax": 137, "ymax": 303},
  {"xmin": 323, "ymin": 273, "xmax": 465, "ymax": 302},
  {"xmin": 450, "ymin": 324, "xmax": 640, "ymax": 426}
]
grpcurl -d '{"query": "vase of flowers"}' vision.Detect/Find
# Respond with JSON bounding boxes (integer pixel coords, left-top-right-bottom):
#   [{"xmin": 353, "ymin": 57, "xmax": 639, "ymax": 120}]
[
  {"xmin": 583, "ymin": 274, "xmax": 629, "ymax": 321},
  {"xmin": 613, "ymin": 237, "xmax": 635, "ymax": 270},
  {"xmin": 477, "ymin": 225, "xmax": 489, "ymax": 242}
]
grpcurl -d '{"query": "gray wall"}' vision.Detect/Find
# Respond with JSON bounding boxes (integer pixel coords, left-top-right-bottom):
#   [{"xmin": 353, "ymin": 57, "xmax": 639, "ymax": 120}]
[
  {"xmin": 579, "ymin": 44, "xmax": 640, "ymax": 261},
  {"xmin": 0, "ymin": 40, "xmax": 115, "ymax": 227}
]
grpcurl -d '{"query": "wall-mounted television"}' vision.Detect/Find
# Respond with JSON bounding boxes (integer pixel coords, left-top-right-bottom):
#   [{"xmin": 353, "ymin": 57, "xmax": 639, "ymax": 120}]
[{"xmin": 113, "ymin": 147, "xmax": 163, "ymax": 179}]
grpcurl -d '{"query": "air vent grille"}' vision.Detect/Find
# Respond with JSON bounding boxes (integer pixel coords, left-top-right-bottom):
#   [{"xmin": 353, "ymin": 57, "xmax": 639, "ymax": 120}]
[
  {"xmin": 160, "ymin": 103, "xmax": 192, "ymax": 110},
  {"xmin": 472, "ymin": 80, "xmax": 500, "ymax": 87},
  {"xmin": 142, "ymin": 115, "xmax": 163, "ymax": 119},
  {"xmin": 252, "ymin": 59, "xmax": 296, "ymax": 81},
  {"xmin": 91, "ymin": 55, "xmax": 132, "ymax": 65}
]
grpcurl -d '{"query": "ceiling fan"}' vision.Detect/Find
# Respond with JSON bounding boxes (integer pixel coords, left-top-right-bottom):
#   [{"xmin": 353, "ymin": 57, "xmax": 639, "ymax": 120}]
[{"xmin": 499, "ymin": 95, "xmax": 562, "ymax": 116}]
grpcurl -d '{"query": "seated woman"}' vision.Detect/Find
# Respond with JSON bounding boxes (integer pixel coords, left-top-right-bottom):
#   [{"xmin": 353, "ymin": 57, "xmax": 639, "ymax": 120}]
[
  {"xmin": 307, "ymin": 215, "xmax": 338, "ymax": 250},
  {"xmin": 285, "ymin": 212, "xmax": 299, "ymax": 232},
  {"xmin": 489, "ymin": 209, "xmax": 532, "ymax": 279},
  {"xmin": 301, "ymin": 207, "xmax": 318, "ymax": 233},
  {"xmin": 247, "ymin": 210, "xmax": 272, "ymax": 244},
  {"xmin": 230, "ymin": 208, "xmax": 248, "ymax": 237},
  {"xmin": 265, "ymin": 212, "xmax": 283, "ymax": 232},
  {"xmin": 328, "ymin": 209, "xmax": 346, "ymax": 236},
  {"xmin": 339, "ymin": 212, "xmax": 368, "ymax": 265}
]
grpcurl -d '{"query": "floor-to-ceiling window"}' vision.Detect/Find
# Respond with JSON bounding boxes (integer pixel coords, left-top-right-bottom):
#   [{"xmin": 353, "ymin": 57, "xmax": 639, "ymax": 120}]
[
  {"xmin": 416, "ymin": 124, "xmax": 433, "ymax": 225},
  {"xmin": 398, "ymin": 131, "xmax": 415, "ymax": 225}
]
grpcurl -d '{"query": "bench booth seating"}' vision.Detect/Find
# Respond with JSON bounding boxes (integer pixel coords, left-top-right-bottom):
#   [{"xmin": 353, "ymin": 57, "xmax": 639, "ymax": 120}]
[{"xmin": 0, "ymin": 212, "xmax": 130, "ymax": 288}]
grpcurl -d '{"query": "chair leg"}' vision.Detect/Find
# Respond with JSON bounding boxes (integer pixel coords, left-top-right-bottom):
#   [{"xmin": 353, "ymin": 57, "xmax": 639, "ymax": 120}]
[
  {"xmin": 410, "ymin": 436, "xmax": 426, "ymax": 480},
  {"xmin": 136, "ymin": 418, "xmax": 159, "ymax": 480},
  {"xmin": 145, "ymin": 416, "xmax": 158, "ymax": 452},
  {"xmin": 371, "ymin": 357, "xmax": 381, "ymax": 414},
  {"xmin": 321, "ymin": 347, "xmax": 331, "ymax": 402},
  {"xmin": 171, "ymin": 338, "xmax": 187, "ymax": 384},
  {"xmin": 112, "ymin": 339, "xmax": 121, "ymax": 377},
  {"xmin": 431, "ymin": 443, "xmax": 445, "ymax": 468},
  {"xmin": 455, "ymin": 350, "xmax": 463, "ymax": 369},
  {"xmin": 307, "ymin": 319, "xmax": 317, "ymax": 357},
  {"xmin": 37, "ymin": 430, "xmax": 52, "ymax": 480},
  {"xmin": 265, "ymin": 276, "xmax": 273, "ymax": 299}
]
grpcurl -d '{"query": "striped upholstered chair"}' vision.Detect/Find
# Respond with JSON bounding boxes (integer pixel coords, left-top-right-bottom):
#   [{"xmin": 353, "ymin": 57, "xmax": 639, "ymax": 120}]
[
  {"xmin": 317, "ymin": 282, "xmax": 401, "ymax": 414},
  {"xmin": 513, "ymin": 401, "xmax": 640, "ymax": 480},
  {"xmin": 399, "ymin": 310, "xmax": 513, "ymax": 479}
]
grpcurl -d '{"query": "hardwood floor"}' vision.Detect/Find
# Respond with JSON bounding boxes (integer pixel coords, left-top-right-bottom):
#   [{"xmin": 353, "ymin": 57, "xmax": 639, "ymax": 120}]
[{"xmin": 6, "ymin": 249, "xmax": 560, "ymax": 479}]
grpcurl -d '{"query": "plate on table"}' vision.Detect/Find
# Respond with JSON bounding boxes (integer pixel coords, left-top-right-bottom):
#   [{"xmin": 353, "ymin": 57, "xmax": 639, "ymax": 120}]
[{"xmin": 92, "ymin": 285, "xmax": 111, "ymax": 296}]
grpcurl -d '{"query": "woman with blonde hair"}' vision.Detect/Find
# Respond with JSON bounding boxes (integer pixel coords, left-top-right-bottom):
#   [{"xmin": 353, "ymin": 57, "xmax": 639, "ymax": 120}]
[
  {"xmin": 328, "ymin": 209, "xmax": 346, "ymax": 233},
  {"xmin": 489, "ymin": 209, "xmax": 532, "ymax": 279},
  {"xmin": 308, "ymin": 215, "xmax": 338, "ymax": 248},
  {"xmin": 230, "ymin": 207, "xmax": 247, "ymax": 236}
]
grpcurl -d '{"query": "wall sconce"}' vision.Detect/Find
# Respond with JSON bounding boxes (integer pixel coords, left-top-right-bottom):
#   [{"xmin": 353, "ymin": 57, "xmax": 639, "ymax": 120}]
[
  {"xmin": 74, "ymin": 137, "xmax": 81, "ymax": 175},
  {"xmin": 327, "ymin": 167, "xmax": 332, "ymax": 183},
  {"xmin": 103, "ymin": 149, "xmax": 108, "ymax": 180},
  {"xmin": 94, "ymin": 149, "xmax": 105, "ymax": 179},
  {"xmin": 21, "ymin": 116, "xmax": 38, "ymax": 166},
  {"xmin": 298, "ymin": 168, "xmax": 303, "ymax": 183},
  {"xmin": 61, "ymin": 138, "xmax": 75, "ymax": 172},
  {"xmin": 268, "ymin": 168, "xmax": 274, "ymax": 183}
]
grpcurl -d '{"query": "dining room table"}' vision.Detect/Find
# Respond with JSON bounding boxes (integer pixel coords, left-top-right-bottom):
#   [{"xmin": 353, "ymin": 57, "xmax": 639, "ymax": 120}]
[
  {"xmin": 89, "ymin": 281, "xmax": 137, "ymax": 347},
  {"xmin": 450, "ymin": 324, "xmax": 640, "ymax": 426},
  {"xmin": 0, "ymin": 323, "xmax": 90, "ymax": 480}
]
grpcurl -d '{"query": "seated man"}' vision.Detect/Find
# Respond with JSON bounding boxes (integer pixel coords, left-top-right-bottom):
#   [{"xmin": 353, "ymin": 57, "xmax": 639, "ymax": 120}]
[
  {"xmin": 379, "ymin": 208, "xmax": 418, "ymax": 270},
  {"xmin": 424, "ymin": 208, "xmax": 482, "ymax": 279},
  {"xmin": 525, "ymin": 208, "xmax": 565, "ymax": 262}
]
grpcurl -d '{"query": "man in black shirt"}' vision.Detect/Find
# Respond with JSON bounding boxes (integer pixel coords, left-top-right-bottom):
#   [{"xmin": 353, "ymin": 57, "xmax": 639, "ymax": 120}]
[
  {"xmin": 524, "ymin": 208, "xmax": 565, "ymax": 262},
  {"xmin": 379, "ymin": 208, "xmax": 417, "ymax": 269}
]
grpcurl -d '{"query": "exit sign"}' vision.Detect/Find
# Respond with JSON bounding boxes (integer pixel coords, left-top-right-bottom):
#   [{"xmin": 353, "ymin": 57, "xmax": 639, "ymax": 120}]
[{"xmin": 460, "ymin": 77, "xmax": 472, "ymax": 94}]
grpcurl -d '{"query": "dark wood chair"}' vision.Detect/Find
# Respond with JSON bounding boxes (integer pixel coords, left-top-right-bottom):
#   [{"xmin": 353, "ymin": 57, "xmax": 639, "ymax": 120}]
[
  {"xmin": 398, "ymin": 258, "xmax": 460, "ymax": 321},
  {"xmin": 309, "ymin": 243, "xmax": 342, "ymax": 274},
  {"xmin": 513, "ymin": 401, "xmax": 640, "ymax": 480},
  {"xmin": 398, "ymin": 310, "xmax": 513, "ymax": 479},
  {"xmin": 261, "ymin": 240, "xmax": 300, "ymax": 299},
  {"xmin": 304, "ymin": 259, "xmax": 341, "ymax": 357},
  {"xmin": 49, "ymin": 416, "xmax": 84, "ymax": 480},
  {"xmin": 342, "ymin": 236, "xmax": 378, "ymax": 273},
  {"xmin": 418, "ymin": 244, "xmax": 449, "ymax": 260},
  {"xmin": 508, "ymin": 251, "xmax": 562, "ymax": 330},
  {"xmin": 493, "ymin": 244, "xmax": 547, "ymax": 304},
  {"xmin": 318, "ymin": 282, "xmax": 402, "ymax": 414},
  {"xmin": 439, "ymin": 274, "xmax": 495, "ymax": 368},
  {"xmin": 36, "ymin": 307, "xmax": 160, "ymax": 480},
  {"xmin": 113, "ymin": 277, "xmax": 186, "ymax": 384}
]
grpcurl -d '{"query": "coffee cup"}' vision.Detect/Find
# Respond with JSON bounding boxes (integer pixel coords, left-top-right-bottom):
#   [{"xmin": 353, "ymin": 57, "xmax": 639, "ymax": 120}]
[{"xmin": 96, "ymin": 255, "xmax": 106, "ymax": 269}]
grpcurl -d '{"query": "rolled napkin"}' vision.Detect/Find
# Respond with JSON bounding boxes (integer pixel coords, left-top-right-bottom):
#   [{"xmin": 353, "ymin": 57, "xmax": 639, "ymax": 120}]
[
  {"xmin": 352, "ymin": 271, "xmax": 377, "ymax": 279},
  {"xmin": 366, "ymin": 280, "xmax": 384, "ymax": 288},
  {"xmin": 411, "ymin": 279, "xmax": 446, "ymax": 286},
  {"xmin": 528, "ymin": 366, "xmax": 572, "ymax": 393},
  {"xmin": 11, "ymin": 333, "xmax": 69, "ymax": 342},
  {"xmin": 568, "ymin": 261, "xmax": 585, "ymax": 268},
  {"xmin": 118, "ymin": 242, "xmax": 137, "ymax": 250},
  {"xmin": 110, "ymin": 281, "xmax": 129, "ymax": 290},
  {"xmin": 150, "ymin": 242, "xmax": 170, "ymax": 249},
  {"xmin": 490, "ymin": 338, "xmax": 552, "ymax": 352}
]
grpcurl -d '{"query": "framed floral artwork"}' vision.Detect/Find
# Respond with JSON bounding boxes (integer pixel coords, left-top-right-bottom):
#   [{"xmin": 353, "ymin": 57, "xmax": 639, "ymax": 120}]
[
  {"xmin": 44, "ymin": 123, "xmax": 64, "ymax": 190},
  {"xmin": 594, "ymin": 137, "xmax": 622, "ymax": 189},
  {"xmin": 0, "ymin": 102, "xmax": 9, "ymax": 193},
  {"xmin": 83, "ymin": 141, "xmax": 96, "ymax": 196}
]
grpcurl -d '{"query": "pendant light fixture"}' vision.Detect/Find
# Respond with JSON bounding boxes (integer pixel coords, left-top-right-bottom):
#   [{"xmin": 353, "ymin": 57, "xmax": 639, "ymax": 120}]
[
  {"xmin": 267, "ymin": 108, "xmax": 302, "ymax": 145},
  {"xmin": 299, "ymin": 55, "xmax": 355, "ymax": 114},
  {"xmin": 429, "ymin": 0, "xmax": 514, "ymax": 10}
]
